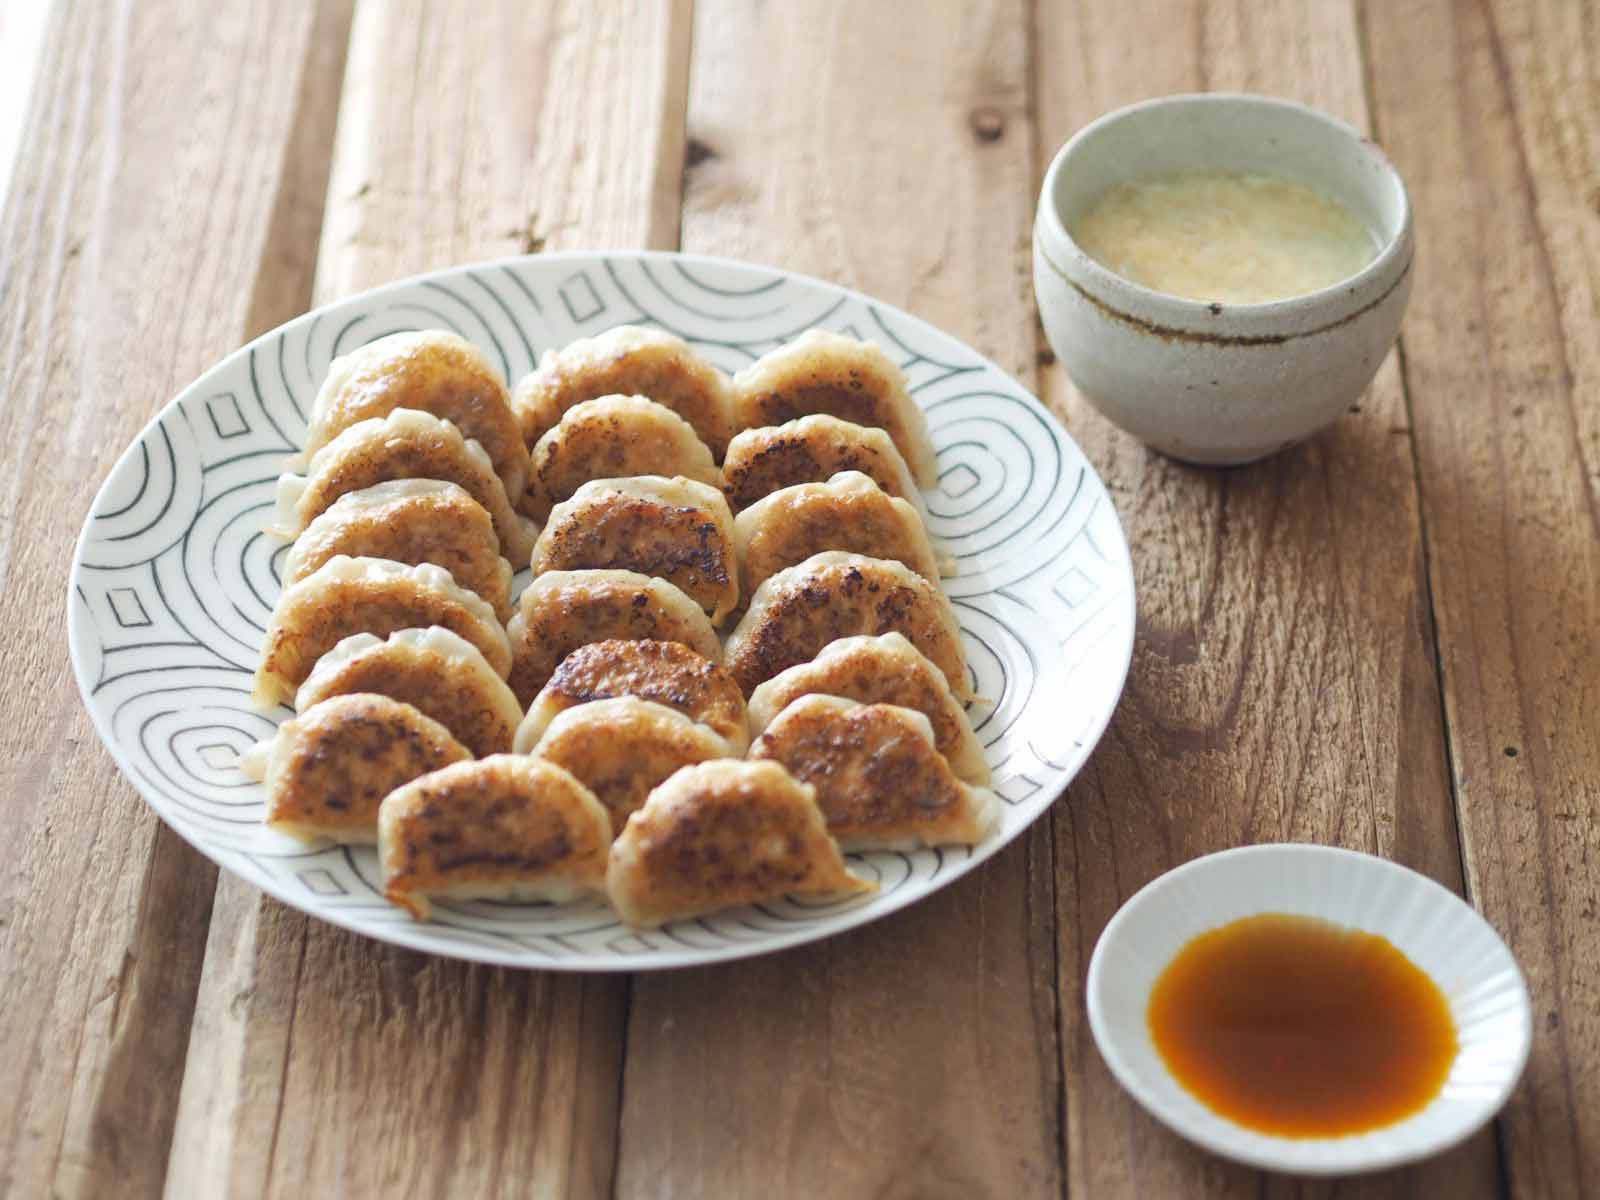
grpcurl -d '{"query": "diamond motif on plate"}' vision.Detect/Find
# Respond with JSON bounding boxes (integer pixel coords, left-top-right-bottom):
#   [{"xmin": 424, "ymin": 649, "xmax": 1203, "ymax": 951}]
[
  {"xmin": 197, "ymin": 743, "xmax": 237, "ymax": 770},
  {"xmin": 298, "ymin": 868, "xmax": 347, "ymax": 897},
  {"xmin": 1052, "ymin": 566, "xmax": 1095, "ymax": 608},
  {"xmin": 558, "ymin": 271, "xmax": 605, "ymax": 323},
  {"xmin": 107, "ymin": 586, "xmax": 152, "ymax": 628},
  {"xmin": 205, "ymin": 391, "xmax": 249, "ymax": 438},
  {"xmin": 940, "ymin": 463, "xmax": 980, "ymax": 499},
  {"xmin": 994, "ymin": 772, "xmax": 1042, "ymax": 806}
]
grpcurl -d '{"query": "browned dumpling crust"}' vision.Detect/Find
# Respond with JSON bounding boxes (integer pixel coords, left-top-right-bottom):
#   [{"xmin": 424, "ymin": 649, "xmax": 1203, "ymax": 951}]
[
  {"xmin": 505, "ymin": 569, "xmax": 721, "ymax": 707},
  {"xmin": 730, "ymin": 330, "xmax": 939, "ymax": 487},
  {"xmin": 734, "ymin": 471, "xmax": 941, "ymax": 597},
  {"xmin": 254, "ymin": 556, "xmax": 512, "ymax": 707},
  {"xmin": 273, "ymin": 408, "xmax": 535, "ymax": 562},
  {"xmin": 723, "ymin": 551, "xmax": 969, "ymax": 699},
  {"xmin": 606, "ymin": 760, "xmax": 874, "ymax": 928},
  {"xmin": 521, "ymin": 394, "xmax": 721, "ymax": 523},
  {"xmin": 721, "ymin": 414, "xmax": 923, "ymax": 513},
  {"xmin": 241, "ymin": 693, "xmax": 470, "ymax": 844},
  {"xmin": 379, "ymin": 755, "xmax": 612, "ymax": 919},
  {"xmin": 304, "ymin": 330, "xmax": 528, "ymax": 501},
  {"xmin": 524, "ymin": 697, "xmax": 732, "ymax": 832},
  {"xmin": 514, "ymin": 325, "xmax": 734, "ymax": 457},
  {"xmin": 530, "ymin": 476, "xmax": 740, "ymax": 624},
  {"xmin": 747, "ymin": 632, "xmax": 989, "ymax": 785},
  {"xmin": 749, "ymin": 695, "xmax": 998, "ymax": 851},
  {"xmin": 296, "ymin": 627, "xmax": 522, "ymax": 759},
  {"xmin": 281, "ymin": 479, "xmax": 513, "ymax": 620},
  {"xmin": 515, "ymin": 639, "xmax": 748, "ymax": 754}
]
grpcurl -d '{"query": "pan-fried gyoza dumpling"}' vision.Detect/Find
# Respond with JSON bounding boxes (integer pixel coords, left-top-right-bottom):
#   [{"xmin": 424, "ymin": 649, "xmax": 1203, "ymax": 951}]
[
  {"xmin": 750, "ymin": 695, "xmax": 998, "ymax": 851},
  {"xmin": 734, "ymin": 471, "xmax": 941, "ymax": 597},
  {"xmin": 721, "ymin": 414, "xmax": 924, "ymax": 515},
  {"xmin": 521, "ymin": 395, "xmax": 721, "ymax": 523},
  {"xmin": 241, "ymin": 693, "xmax": 469, "ymax": 844},
  {"xmin": 296, "ymin": 626, "xmax": 522, "ymax": 758},
  {"xmin": 515, "ymin": 639, "xmax": 748, "ymax": 754},
  {"xmin": 606, "ymin": 760, "xmax": 873, "ymax": 928},
  {"xmin": 303, "ymin": 330, "xmax": 527, "ymax": 501},
  {"xmin": 506, "ymin": 570, "xmax": 722, "ymax": 706},
  {"xmin": 254, "ymin": 556, "xmax": 511, "ymax": 707},
  {"xmin": 514, "ymin": 325, "xmax": 734, "ymax": 457},
  {"xmin": 379, "ymin": 755, "xmax": 611, "ymax": 919},
  {"xmin": 524, "ymin": 697, "xmax": 732, "ymax": 832},
  {"xmin": 271, "ymin": 408, "xmax": 535, "ymax": 562},
  {"xmin": 530, "ymin": 476, "xmax": 740, "ymax": 624},
  {"xmin": 281, "ymin": 479, "xmax": 513, "ymax": 620},
  {"xmin": 723, "ymin": 551, "xmax": 969, "ymax": 699},
  {"xmin": 730, "ymin": 331, "xmax": 938, "ymax": 487},
  {"xmin": 747, "ymin": 632, "xmax": 988, "ymax": 785}
]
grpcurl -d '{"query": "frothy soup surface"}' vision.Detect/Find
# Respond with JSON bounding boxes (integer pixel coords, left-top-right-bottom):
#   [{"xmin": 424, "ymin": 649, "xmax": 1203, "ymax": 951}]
[{"xmin": 1072, "ymin": 170, "xmax": 1378, "ymax": 304}]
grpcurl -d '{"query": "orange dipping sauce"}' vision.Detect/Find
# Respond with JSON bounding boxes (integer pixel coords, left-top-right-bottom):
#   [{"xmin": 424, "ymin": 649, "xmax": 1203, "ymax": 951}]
[{"xmin": 1147, "ymin": 913, "xmax": 1458, "ymax": 1137}]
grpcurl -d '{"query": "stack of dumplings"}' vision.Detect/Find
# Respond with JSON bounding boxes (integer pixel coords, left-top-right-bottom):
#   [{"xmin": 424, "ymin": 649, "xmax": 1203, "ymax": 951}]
[{"xmin": 251, "ymin": 322, "xmax": 997, "ymax": 930}]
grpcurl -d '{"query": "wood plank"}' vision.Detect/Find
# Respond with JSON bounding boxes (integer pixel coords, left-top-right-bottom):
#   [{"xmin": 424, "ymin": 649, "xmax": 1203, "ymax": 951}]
[
  {"xmin": 0, "ymin": 0, "xmax": 56, "ymax": 208},
  {"xmin": 0, "ymin": 3, "xmax": 349, "ymax": 1197},
  {"xmin": 1032, "ymin": 2, "xmax": 1502, "ymax": 1195},
  {"xmin": 164, "ymin": 3, "xmax": 692, "ymax": 1196},
  {"xmin": 614, "ymin": 5, "xmax": 1064, "ymax": 1197},
  {"xmin": 1364, "ymin": 0, "xmax": 1600, "ymax": 1195}
]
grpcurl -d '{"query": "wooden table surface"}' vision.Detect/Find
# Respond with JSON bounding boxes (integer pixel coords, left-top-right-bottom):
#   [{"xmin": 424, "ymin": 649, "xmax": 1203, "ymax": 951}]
[{"xmin": 2, "ymin": 1, "xmax": 1595, "ymax": 1196}]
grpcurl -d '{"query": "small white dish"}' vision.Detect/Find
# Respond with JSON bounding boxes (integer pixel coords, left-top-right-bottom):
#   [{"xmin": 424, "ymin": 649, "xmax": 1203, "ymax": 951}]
[
  {"xmin": 1087, "ymin": 844, "xmax": 1531, "ymax": 1176},
  {"xmin": 1033, "ymin": 93, "xmax": 1413, "ymax": 465}
]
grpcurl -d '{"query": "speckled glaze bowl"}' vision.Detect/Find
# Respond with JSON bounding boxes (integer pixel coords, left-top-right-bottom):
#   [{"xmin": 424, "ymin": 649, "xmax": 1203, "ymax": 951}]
[{"xmin": 1033, "ymin": 94, "xmax": 1413, "ymax": 465}]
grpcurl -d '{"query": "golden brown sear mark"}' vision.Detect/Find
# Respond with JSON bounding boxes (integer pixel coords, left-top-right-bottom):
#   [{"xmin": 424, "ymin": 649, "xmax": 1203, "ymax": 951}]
[
  {"xmin": 750, "ymin": 696, "xmax": 995, "ymax": 850},
  {"xmin": 379, "ymin": 755, "xmax": 611, "ymax": 919},
  {"xmin": 724, "ymin": 552, "xmax": 967, "ymax": 698},
  {"xmin": 721, "ymin": 414, "xmax": 920, "ymax": 511},
  {"xmin": 530, "ymin": 478, "xmax": 740, "ymax": 623},
  {"xmin": 605, "ymin": 760, "xmax": 873, "ymax": 928},
  {"xmin": 519, "ymin": 639, "xmax": 747, "ymax": 753},
  {"xmin": 250, "ymin": 693, "xmax": 470, "ymax": 844}
]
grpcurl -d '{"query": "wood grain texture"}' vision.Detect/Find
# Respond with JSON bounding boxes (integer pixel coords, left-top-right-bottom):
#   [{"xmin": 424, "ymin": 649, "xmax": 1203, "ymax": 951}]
[
  {"xmin": 0, "ymin": 3, "xmax": 347, "ymax": 1196},
  {"xmin": 9, "ymin": 2, "xmax": 1593, "ymax": 1196},
  {"xmin": 1365, "ymin": 1, "xmax": 1600, "ymax": 1195},
  {"xmin": 614, "ymin": 4, "xmax": 1062, "ymax": 1197},
  {"xmin": 0, "ymin": 0, "xmax": 56, "ymax": 207},
  {"xmin": 314, "ymin": 0, "xmax": 690, "ymax": 303},
  {"xmin": 165, "ymin": 3, "xmax": 691, "ymax": 1196},
  {"xmin": 1033, "ymin": 1, "xmax": 1500, "ymax": 1195}
]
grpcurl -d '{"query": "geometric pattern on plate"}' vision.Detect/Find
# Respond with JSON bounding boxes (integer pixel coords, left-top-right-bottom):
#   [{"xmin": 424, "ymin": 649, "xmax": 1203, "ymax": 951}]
[{"xmin": 68, "ymin": 251, "xmax": 1135, "ymax": 970}]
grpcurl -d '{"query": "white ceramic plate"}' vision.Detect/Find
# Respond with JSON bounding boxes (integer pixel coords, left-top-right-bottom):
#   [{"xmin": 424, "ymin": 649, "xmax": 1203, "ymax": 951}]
[
  {"xmin": 1087, "ymin": 844, "xmax": 1532, "ymax": 1175},
  {"xmin": 68, "ymin": 251, "xmax": 1135, "ymax": 971}
]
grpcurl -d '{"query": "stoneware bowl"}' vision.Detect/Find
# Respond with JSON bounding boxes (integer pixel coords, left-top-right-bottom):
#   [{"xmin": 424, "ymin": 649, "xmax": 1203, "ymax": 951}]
[
  {"xmin": 1033, "ymin": 93, "xmax": 1413, "ymax": 465},
  {"xmin": 1087, "ymin": 844, "xmax": 1531, "ymax": 1176}
]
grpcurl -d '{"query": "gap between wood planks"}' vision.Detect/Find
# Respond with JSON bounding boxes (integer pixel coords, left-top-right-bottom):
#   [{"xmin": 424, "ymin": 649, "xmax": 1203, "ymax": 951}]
[
  {"xmin": 1356, "ymin": 1, "xmax": 1508, "ymax": 1187},
  {"xmin": 1021, "ymin": 2, "xmax": 1075, "ymax": 1190},
  {"xmin": 165, "ymin": 5, "xmax": 694, "ymax": 1198},
  {"xmin": 0, "ymin": 2, "xmax": 354, "ymax": 1197},
  {"xmin": 1362, "ymin": 0, "xmax": 1600, "ymax": 1193},
  {"xmin": 1030, "ymin": 0, "xmax": 1504, "ymax": 1196}
]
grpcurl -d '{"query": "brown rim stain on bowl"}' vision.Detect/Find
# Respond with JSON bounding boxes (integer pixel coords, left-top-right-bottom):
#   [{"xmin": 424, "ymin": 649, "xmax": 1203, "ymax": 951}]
[{"xmin": 1036, "ymin": 242, "xmax": 1414, "ymax": 348}]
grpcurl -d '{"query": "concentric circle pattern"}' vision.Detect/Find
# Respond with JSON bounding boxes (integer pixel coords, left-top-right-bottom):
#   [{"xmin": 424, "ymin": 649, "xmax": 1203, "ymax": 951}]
[{"xmin": 68, "ymin": 252, "xmax": 1135, "ymax": 970}]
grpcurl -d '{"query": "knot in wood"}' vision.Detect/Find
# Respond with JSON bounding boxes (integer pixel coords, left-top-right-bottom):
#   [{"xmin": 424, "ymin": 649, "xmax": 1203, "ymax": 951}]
[{"xmin": 969, "ymin": 107, "xmax": 1005, "ymax": 142}]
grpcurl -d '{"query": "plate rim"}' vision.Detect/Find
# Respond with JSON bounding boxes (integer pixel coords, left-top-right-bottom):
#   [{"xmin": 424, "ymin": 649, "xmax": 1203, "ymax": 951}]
[{"xmin": 67, "ymin": 248, "xmax": 1138, "ymax": 972}]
